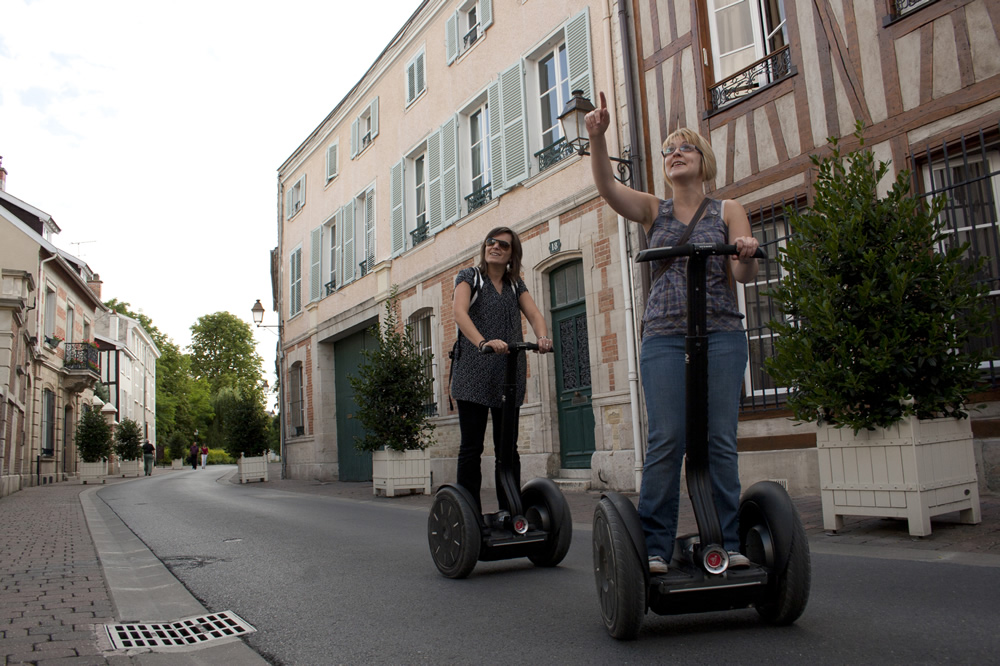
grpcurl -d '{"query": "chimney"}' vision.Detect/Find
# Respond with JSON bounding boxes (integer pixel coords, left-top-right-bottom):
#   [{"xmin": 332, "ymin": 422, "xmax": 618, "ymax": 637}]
[
  {"xmin": 0, "ymin": 156, "xmax": 6, "ymax": 192},
  {"xmin": 88, "ymin": 273, "xmax": 103, "ymax": 300}
]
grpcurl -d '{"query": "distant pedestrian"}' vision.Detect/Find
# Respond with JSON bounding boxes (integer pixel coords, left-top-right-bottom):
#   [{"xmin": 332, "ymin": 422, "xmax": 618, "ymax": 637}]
[
  {"xmin": 190, "ymin": 442, "xmax": 199, "ymax": 470},
  {"xmin": 142, "ymin": 440, "xmax": 155, "ymax": 476},
  {"xmin": 200, "ymin": 445, "xmax": 208, "ymax": 470}
]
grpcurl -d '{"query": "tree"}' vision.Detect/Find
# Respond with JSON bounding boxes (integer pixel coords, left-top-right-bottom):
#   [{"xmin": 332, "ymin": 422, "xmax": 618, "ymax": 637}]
[
  {"xmin": 114, "ymin": 418, "xmax": 144, "ymax": 461},
  {"xmin": 167, "ymin": 430, "xmax": 188, "ymax": 462},
  {"xmin": 220, "ymin": 389, "xmax": 270, "ymax": 458},
  {"xmin": 76, "ymin": 409, "xmax": 111, "ymax": 463},
  {"xmin": 189, "ymin": 312, "xmax": 266, "ymax": 400},
  {"xmin": 104, "ymin": 298, "xmax": 167, "ymax": 349}
]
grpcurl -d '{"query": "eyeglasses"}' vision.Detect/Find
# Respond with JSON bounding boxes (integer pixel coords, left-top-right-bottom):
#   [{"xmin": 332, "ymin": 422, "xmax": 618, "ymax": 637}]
[
  {"xmin": 661, "ymin": 143, "xmax": 702, "ymax": 157},
  {"xmin": 485, "ymin": 237, "xmax": 511, "ymax": 251}
]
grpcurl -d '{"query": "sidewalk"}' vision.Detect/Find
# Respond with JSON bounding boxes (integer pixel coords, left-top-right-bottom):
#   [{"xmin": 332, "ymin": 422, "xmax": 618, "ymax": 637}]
[{"xmin": 2, "ymin": 467, "xmax": 997, "ymax": 665}]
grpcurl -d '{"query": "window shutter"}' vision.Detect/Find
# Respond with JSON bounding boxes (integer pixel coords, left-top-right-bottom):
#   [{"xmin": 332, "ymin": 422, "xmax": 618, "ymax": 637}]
[
  {"xmin": 480, "ymin": 0, "xmax": 493, "ymax": 30},
  {"xmin": 370, "ymin": 98, "xmax": 379, "ymax": 139},
  {"xmin": 391, "ymin": 159, "xmax": 405, "ymax": 256},
  {"xmin": 427, "ymin": 129, "xmax": 443, "ymax": 234},
  {"xmin": 342, "ymin": 200, "xmax": 356, "ymax": 283},
  {"xmin": 487, "ymin": 80, "xmax": 504, "ymax": 196},
  {"xmin": 566, "ymin": 10, "xmax": 593, "ymax": 102},
  {"xmin": 326, "ymin": 143, "xmax": 338, "ymax": 180},
  {"xmin": 328, "ymin": 213, "xmax": 338, "ymax": 289},
  {"xmin": 440, "ymin": 115, "xmax": 460, "ymax": 226},
  {"xmin": 499, "ymin": 61, "xmax": 528, "ymax": 188},
  {"xmin": 334, "ymin": 207, "xmax": 343, "ymax": 289},
  {"xmin": 416, "ymin": 52, "xmax": 425, "ymax": 95},
  {"xmin": 310, "ymin": 227, "xmax": 323, "ymax": 301},
  {"xmin": 351, "ymin": 118, "xmax": 359, "ymax": 158},
  {"xmin": 446, "ymin": 11, "xmax": 458, "ymax": 65},
  {"xmin": 407, "ymin": 62, "xmax": 416, "ymax": 104},
  {"xmin": 290, "ymin": 249, "xmax": 302, "ymax": 316},
  {"xmin": 365, "ymin": 187, "xmax": 375, "ymax": 268}
]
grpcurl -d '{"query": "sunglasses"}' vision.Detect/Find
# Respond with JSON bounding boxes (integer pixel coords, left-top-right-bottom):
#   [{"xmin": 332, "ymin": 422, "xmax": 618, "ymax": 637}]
[
  {"xmin": 485, "ymin": 237, "xmax": 512, "ymax": 251},
  {"xmin": 661, "ymin": 143, "xmax": 702, "ymax": 157}
]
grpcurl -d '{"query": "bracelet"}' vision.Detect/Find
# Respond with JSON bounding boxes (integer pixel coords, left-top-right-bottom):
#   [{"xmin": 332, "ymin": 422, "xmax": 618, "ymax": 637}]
[{"xmin": 479, "ymin": 340, "xmax": 487, "ymax": 351}]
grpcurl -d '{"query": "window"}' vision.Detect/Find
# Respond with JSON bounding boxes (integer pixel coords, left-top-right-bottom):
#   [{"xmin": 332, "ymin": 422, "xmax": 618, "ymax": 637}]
[
  {"xmin": 309, "ymin": 226, "xmax": 323, "ymax": 302},
  {"xmin": 83, "ymin": 320, "xmax": 91, "ymax": 343},
  {"xmin": 408, "ymin": 309, "xmax": 437, "ymax": 416},
  {"xmin": 326, "ymin": 140, "xmax": 339, "ymax": 181},
  {"xmin": 358, "ymin": 187, "xmax": 376, "ymax": 276},
  {"xmin": 446, "ymin": 0, "xmax": 493, "ymax": 64},
  {"xmin": 44, "ymin": 285, "xmax": 56, "ymax": 337},
  {"xmin": 703, "ymin": 0, "xmax": 792, "ymax": 111},
  {"xmin": 538, "ymin": 45, "xmax": 570, "ymax": 149},
  {"xmin": 406, "ymin": 50, "xmax": 426, "ymax": 106},
  {"xmin": 289, "ymin": 246, "xmax": 302, "ymax": 317},
  {"xmin": 325, "ymin": 214, "xmax": 338, "ymax": 295},
  {"xmin": 350, "ymin": 98, "xmax": 379, "ymax": 159},
  {"xmin": 289, "ymin": 362, "xmax": 304, "ymax": 436},
  {"xmin": 66, "ymin": 307, "xmax": 75, "ymax": 343},
  {"xmin": 41, "ymin": 389, "xmax": 56, "ymax": 456},
  {"xmin": 286, "ymin": 176, "xmax": 306, "ymax": 218},
  {"xmin": 888, "ymin": 0, "xmax": 936, "ymax": 21}
]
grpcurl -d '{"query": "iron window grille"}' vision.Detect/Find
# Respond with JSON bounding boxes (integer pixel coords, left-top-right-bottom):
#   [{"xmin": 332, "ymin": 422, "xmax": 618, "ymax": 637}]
[
  {"xmin": 535, "ymin": 138, "xmax": 576, "ymax": 173},
  {"xmin": 709, "ymin": 45, "xmax": 794, "ymax": 112},
  {"xmin": 465, "ymin": 183, "xmax": 492, "ymax": 214}
]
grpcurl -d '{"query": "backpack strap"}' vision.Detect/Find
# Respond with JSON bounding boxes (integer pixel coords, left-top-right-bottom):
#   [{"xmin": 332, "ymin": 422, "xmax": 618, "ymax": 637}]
[{"xmin": 448, "ymin": 267, "xmax": 483, "ymax": 411}]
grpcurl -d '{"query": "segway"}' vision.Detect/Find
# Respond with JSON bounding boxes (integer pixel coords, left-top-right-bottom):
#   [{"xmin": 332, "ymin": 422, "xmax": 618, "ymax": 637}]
[
  {"xmin": 593, "ymin": 243, "xmax": 810, "ymax": 639},
  {"xmin": 428, "ymin": 341, "xmax": 573, "ymax": 578}
]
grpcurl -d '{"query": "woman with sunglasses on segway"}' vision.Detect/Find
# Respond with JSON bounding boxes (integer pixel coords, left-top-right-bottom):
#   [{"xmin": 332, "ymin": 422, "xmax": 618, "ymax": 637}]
[
  {"xmin": 586, "ymin": 92, "xmax": 759, "ymax": 575},
  {"xmin": 451, "ymin": 227, "xmax": 553, "ymax": 514}
]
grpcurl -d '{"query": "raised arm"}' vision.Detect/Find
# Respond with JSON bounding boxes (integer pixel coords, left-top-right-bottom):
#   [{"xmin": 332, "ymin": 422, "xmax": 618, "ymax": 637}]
[
  {"xmin": 723, "ymin": 200, "xmax": 760, "ymax": 283},
  {"xmin": 586, "ymin": 91, "xmax": 660, "ymax": 230}
]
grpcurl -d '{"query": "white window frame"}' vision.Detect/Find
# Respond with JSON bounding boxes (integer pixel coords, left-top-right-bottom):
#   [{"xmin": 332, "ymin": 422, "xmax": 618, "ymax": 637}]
[
  {"xmin": 65, "ymin": 306, "xmax": 75, "ymax": 344},
  {"xmin": 406, "ymin": 49, "xmax": 426, "ymax": 107},
  {"xmin": 324, "ymin": 212, "xmax": 338, "ymax": 294},
  {"xmin": 325, "ymin": 140, "xmax": 339, "ymax": 182},
  {"xmin": 286, "ymin": 175, "xmax": 306, "ymax": 219},
  {"xmin": 44, "ymin": 285, "xmax": 56, "ymax": 338},
  {"xmin": 354, "ymin": 185, "xmax": 376, "ymax": 276},
  {"xmin": 289, "ymin": 361, "xmax": 305, "ymax": 436},
  {"xmin": 289, "ymin": 245, "xmax": 303, "ymax": 317},
  {"xmin": 446, "ymin": 0, "xmax": 493, "ymax": 65},
  {"xmin": 309, "ymin": 226, "xmax": 323, "ymax": 303},
  {"xmin": 459, "ymin": 92, "xmax": 493, "ymax": 214},
  {"xmin": 408, "ymin": 308, "xmax": 437, "ymax": 415},
  {"xmin": 704, "ymin": 0, "xmax": 788, "ymax": 85},
  {"xmin": 350, "ymin": 98, "xmax": 380, "ymax": 159}
]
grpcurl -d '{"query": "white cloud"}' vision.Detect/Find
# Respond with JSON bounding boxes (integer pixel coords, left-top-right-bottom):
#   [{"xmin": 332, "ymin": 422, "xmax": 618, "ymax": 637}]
[{"xmin": 1, "ymin": 0, "xmax": 423, "ymax": 388}]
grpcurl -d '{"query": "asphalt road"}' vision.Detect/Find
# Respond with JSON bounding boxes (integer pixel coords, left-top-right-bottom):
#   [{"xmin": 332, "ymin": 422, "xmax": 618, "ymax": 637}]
[{"xmin": 96, "ymin": 468, "xmax": 1000, "ymax": 665}]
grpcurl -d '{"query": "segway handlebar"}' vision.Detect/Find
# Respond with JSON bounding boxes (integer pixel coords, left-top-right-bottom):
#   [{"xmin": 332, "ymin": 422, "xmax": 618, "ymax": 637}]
[
  {"xmin": 479, "ymin": 341, "xmax": 540, "ymax": 354},
  {"xmin": 635, "ymin": 243, "xmax": 767, "ymax": 263}
]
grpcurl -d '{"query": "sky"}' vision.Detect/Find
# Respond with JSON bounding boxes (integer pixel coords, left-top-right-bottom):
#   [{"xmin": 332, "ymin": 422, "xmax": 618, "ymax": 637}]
[{"xmin": 1, "ymin": 0, "xmax": 424, "ymax": 402}]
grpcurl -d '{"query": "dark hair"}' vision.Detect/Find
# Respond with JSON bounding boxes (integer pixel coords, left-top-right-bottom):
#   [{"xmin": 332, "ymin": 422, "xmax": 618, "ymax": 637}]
[{"xmin": 477, "ymin": 226, "xmax": 522, "ymax": 283}]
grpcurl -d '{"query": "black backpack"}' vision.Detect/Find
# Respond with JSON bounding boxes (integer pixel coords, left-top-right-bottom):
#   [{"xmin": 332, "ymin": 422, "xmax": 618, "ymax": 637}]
[{"xmin": 447, "ymin": 267, "xmax": 483, "ymax": 409}]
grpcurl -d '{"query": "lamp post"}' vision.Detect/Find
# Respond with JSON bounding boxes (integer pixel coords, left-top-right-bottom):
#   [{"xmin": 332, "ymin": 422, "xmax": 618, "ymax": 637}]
[
  {"xmin": 251, "ymin": 299, "xmax": 285, "ymax": 479},
  {"xmin": 558, "ymin": 90, "xmax": 634, "ymax": 188}
]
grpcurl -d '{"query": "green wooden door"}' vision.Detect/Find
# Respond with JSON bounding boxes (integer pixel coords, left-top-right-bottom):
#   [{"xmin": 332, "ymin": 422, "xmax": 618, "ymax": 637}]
[
  {"xmin": 550, "ymin": 261, "xmax": 596, "ymax": 469},
  {"xmin": 335, "ymin": 328, "xmax": 374, "ymax": 481}
]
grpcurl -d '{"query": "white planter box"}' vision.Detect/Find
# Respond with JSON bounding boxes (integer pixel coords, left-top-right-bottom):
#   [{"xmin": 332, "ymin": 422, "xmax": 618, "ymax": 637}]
[
  {"xmin": 817, "ymin": 415, "xmax": 982, "ymax": 536},
  {"xmin": 171, "ymin": 459, "xmax": 184, "ymax": 470},
  {"xmin": 373, "ymin": 449, "xmax": 431, "ymax": 497},
  {"xmin": 79, "ymin": 460, "xmax": 107, "ymax": 484},
  {"xmin": 118, "ymin": 459, "xmax": 142, "ymax": 477},
  {"xmin": 238, "ymin": 454, "xmax": 269, "ymax": 484}
]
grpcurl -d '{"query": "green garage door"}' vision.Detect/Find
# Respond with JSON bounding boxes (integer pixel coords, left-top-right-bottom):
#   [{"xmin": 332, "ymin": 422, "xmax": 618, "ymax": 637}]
[{"xmin": 335, "ymin": 328, "xmax": 374, "ymax": 481}]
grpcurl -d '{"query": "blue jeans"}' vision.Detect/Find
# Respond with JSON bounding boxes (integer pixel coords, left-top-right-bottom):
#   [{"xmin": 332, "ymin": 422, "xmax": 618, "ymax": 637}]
[{"xmin": 638, "ymin": 331, "xmax": 747, "ymax": 559}]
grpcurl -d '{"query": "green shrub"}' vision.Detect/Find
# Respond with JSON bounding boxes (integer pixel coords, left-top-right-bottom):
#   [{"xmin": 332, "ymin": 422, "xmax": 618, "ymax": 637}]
[
  {"xmin": 113, "ymin": 418, "xmax": 144, "ymax": 461},
  {"xmin": 206, "ymin": 448, "xmax": 235, "ymax": 465},
  {"xmin": 76, "ymin": 409, "xmax": 111, "ymax": 463},
  {"xmin": 168, "ymin": 430, "xmax": 188, "ymax": 461}
]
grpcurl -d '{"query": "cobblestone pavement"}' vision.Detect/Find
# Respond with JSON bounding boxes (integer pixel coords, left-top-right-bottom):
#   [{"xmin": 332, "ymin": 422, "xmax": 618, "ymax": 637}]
[{"xmin": 2, "ymin": 465, "xmax": 997, "ymax": 665}]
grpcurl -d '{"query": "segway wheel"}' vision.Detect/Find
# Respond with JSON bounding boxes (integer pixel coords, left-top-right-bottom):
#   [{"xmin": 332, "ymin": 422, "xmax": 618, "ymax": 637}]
[
  {"xmin": 593, "ymin": 498, "xmax": 645, "ymax": 640},
  {"xmin": 428, "ymin": 487, "xmax": 481, "ymax": 579},
  {"xmin": 754, "ymin": 515, "xmax": 810, "ymax": 624},
  {"xmin": 521, "ymin": 478, "xmax": 572, "ymax": 567}
]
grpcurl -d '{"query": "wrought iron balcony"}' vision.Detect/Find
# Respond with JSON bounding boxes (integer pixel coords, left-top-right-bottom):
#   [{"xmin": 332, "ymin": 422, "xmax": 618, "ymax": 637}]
[
  {"xmin": 325, "ymin": 279, "xmax": 336, "ymax": 296},
  {"xmin": 464, "ymin": 183, "xmax": 492, "ymax": 214},
  {"xmin": 463, "ymin": 25, "xmax": 479, "ymax": 48},
  {"xmin": 888, "ymin": 0, "xmax": 936, "ymax": 21},
  {"xmin": 64, "ymin": 342, "xmax": 100, "ymax": 375},
  {"xmin": 422, "ymin": 402, "xmax": 438, "ymax": 418},
  {"xmin": 410, "ymin": 222, "xmax": 430, "ymax": 247},
  {"xmin": 535, "ymin": 138, "xmax": 577, "ymax": 173},
  {"xmin": 358, "ymin": 256, "xmax": 374, "ymax": 277},
  {"xmin": 710, "ymin": 45, "xmax": 794, "ymax": 111}
]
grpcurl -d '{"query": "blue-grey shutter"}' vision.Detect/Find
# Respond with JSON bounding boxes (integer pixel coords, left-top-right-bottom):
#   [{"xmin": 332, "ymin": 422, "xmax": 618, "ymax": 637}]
[
  {"xmin": 370, "ymin": 97, "xmax": 379, "ymax": 140},
  {"xmin": 407, "ymin": 62, "xmax": 416, "ymax": 104},
  {"xmin": 499, "ymin": 61, "xmax": 528, "ymax": 188},
  {"xmin": 426, "ymin": 129, "xmax": 443, "ymax": 234},
  {"xmin": 487, "ymin": 80, "xmax": 504, "ymax": 196},
  {"xmin": 351, "ymin": 118, "xmax": 359, "ymax": 159},
  {"xmin": 391, "ymin": 160, "xmax": 405, "ymax": 256},
  {"xmin": 290, "ymin": 249, "xmax": 301, "ymax": 316},
  {"xmin": 440, "ymin": 115, "xmax": 460, "ymax": 226},
  {"xmin": 326, "ymin": 143, "xmax": 338, "ymax": 180},
  {"xmin": 334, "ymin": 207, "xmax": 343, "ymax": 289},
  {"xmin": 565, "ymin": 10, "xmax": 593, "ymax": 102},
  {"xmin": 310, "ymin": 226, "xmax": 323, "ymax": 301},
  {"xmin": 416, "ymin": 52, "xmax": 425, "ymax": 96},
  {"xmin": 342, "ymin": 199, "xmax": 356, "ymax": 283},
  {"xmin": 446, "ymin": 11, "xmax": 458, "ymax": 65},
  {"xmin": 364, "ymin": 187, "xmax": 375, "ymax": 269},
  {"xmin": 480, "ymin": 0, "xmax": 493, "ymax": 30}
]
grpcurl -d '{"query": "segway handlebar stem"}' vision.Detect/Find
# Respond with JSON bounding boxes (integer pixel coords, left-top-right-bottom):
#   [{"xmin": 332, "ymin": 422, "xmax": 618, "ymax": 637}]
[{"xmin": 635, "ymin": 243, "xmax": 767, "ymax": 263}]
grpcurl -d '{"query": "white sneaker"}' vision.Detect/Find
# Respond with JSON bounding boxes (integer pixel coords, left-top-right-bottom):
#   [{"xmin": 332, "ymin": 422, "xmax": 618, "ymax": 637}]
[
  {"xmin": 648, "ymin": 556, "xmax": 669, "ymax": 574},
  {"xmin": 728, "ymin": 551, "xmax": 751, "ymax": 568}
]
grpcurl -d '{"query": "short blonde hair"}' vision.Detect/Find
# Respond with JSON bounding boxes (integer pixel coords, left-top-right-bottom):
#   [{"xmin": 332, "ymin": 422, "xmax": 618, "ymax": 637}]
[{"xmin": 662, "ymin": 128, "xmax": 717, "ymax": 185}]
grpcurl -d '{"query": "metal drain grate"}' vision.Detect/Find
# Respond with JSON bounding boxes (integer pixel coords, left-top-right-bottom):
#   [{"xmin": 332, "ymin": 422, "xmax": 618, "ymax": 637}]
[{"xmin": 105, "ymin": 611, "xmax": 256, "ymax": 650}]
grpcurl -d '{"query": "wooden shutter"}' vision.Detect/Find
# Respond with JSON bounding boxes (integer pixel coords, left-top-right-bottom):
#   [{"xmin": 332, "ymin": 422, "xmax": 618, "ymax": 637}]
[
  {"xmin": 370, "ymin": 98, "xmax": 379, "ymax": 139},
  {"xmin": 566, "ymin": 10, "xmax": 593, "ymax": 102},
  {"xmin": 391, "ymin": 159, "xmax": 405, "ymax": 256},
  {"xmin": 499, "ymin": 61, "xmax": 528, "ymax": 188},
  {"xmin": 365, "ymin": 187, "xmax": 375, "ymax": 268},
  {"xmin": 342, "ymin": 200, "xmax": 356, "ymax": 283},
  {"xmin": 480, "ymin": 0, "xmax": 493, "ymax": 30},
  {"xmin": 487, "ymin": 80, "xmax": 504, "ymax": 196},
  {"xmin": 446, "ymin": 11, "xmax": 458, "ymax": 65},
  {"xmin": 326, "ymin": 143, "xmax": 338, "ymax": 180},
  {"xmin": 351, "ymin": 118, "xmax": 359, "ymax": 158},
  {"xmin": 427, "ymin": 129, "xmax": 443, "ymax": 234},
  {"xmin": 310, "ymin": 227, "xmax": 322, "ymax": 301},
  {"xmin": 440, "ymin": 115, "xmax": 460, "ymax": 226}
]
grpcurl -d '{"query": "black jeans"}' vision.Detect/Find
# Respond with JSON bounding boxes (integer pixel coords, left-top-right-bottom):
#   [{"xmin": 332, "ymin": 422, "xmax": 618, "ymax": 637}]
[{"xmin": 456, "ymin": 400, "xmax": 521, "ymax": 513}]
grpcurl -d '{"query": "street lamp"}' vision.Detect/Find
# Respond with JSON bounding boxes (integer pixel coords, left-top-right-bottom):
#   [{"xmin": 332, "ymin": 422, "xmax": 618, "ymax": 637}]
[
  {"xmin": 251, "ymin": 299, "xmax": 286, "ymax": 479},
  {"xmin": 558, "ymin": 90, "xmax": 634, "ymax": 188}
]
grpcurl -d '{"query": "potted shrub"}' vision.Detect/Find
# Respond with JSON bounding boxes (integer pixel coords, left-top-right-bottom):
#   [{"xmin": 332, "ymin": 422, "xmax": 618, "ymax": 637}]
[
  {"xmin": 220, "ymin": 389, "xmax": 271, "ymax": 484},
  {"xmin": 114, "ymin": 418, "xmax": 144, "ymax": 477},
  {"xmin": 168, "ymin": 431, "xmax": 188, "ymax": 469},
  {"xmin": 349, "ymin": 286, "xmax": 435, "ymax": 496},
  {"xmin": 766, "ymin": 126, "xmax": 990, "ymax": 536},
  {"xmin": 76, "ymin": 408, "xmax": 111, "ymax": 484}
]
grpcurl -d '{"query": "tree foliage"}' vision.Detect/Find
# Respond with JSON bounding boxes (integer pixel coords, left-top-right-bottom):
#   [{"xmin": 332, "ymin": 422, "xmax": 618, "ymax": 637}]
[
  {"xmin": 113, "ymin": 417, "xmax": 144, "ymax": 460},
  {"xmin": 349, "ymin": 286, "xmax": 435, "ymax": 452},
  {"xmin": 189, "ymin": 312, "xmax": 266, "ymax": 400},
  {"xmin": 766, "ymin": 124, "xmax": 990, "ymax": 432},
  {"xmin": 215, "ymin": 388, "xmax": 270, "ymax": 458},
  {"xmin": 76, "ymin": 408, "xmax": 111, "ymax": 463}
]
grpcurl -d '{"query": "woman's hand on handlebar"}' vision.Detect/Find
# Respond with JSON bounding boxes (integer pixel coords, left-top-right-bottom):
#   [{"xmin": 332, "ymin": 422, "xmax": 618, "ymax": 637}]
[
  {"xmin": 733, "ymin": 236, "xmax": 760, "ymax": 263},
  {"xmin": 481, "ymin": 339, "xmax": 508, "ymax": 355},
  {"xmin": 536, "ymin": 337, "xmax": 553, "ymax": 354}
]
